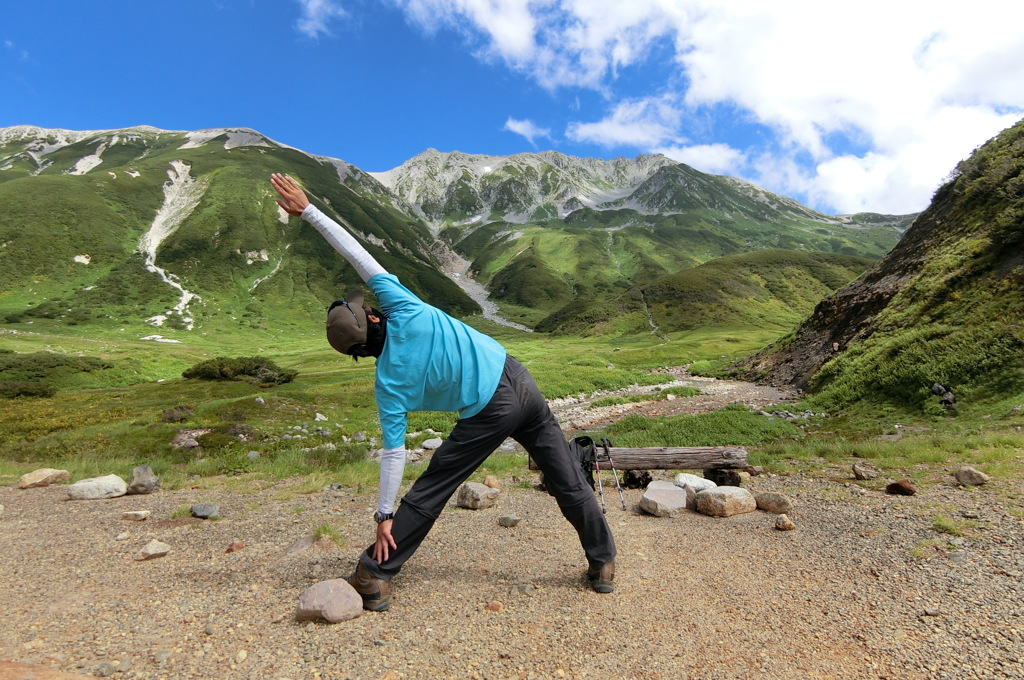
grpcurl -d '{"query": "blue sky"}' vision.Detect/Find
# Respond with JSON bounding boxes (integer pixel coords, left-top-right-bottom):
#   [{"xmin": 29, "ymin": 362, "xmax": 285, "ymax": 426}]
[{"xmin": 2, "ymin": 0, "xmax": 1022, "ymax": 215}]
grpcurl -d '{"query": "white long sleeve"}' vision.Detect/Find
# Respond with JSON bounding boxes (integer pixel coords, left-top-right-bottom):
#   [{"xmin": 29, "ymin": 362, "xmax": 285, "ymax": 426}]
[
  {"xmin": 377, "ymin": 447, "xmax": 406, "ymax": 514},
  {"xmin": 301, "ymin": 204, "xmax": 387, "ymax": 282}
]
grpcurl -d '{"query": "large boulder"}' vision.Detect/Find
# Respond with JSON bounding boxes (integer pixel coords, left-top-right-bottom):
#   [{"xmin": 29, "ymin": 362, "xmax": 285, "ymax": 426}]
[
  {"xmin": 695, "ymin": 486, "xmax": 757, "ymax": 517},
  {"xmin": 639, "ymin": 481, "xmax": 690, "ymax": 517},
  {"xmin": 67, "ymin": 474, "xmax": 128, "ymax": 500}
]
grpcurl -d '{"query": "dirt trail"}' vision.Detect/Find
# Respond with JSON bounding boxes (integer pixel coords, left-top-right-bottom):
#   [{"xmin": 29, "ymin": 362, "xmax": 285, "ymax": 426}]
[{"xmin": 551, "ymin": 366, "xmax": 800, "ymax": 431}]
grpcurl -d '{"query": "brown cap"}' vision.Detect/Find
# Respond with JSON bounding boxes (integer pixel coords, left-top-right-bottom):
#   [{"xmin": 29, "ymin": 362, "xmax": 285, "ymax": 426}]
[{"xmin": 326, "ymin": 290, "xmax": 368, "ymax": 354}]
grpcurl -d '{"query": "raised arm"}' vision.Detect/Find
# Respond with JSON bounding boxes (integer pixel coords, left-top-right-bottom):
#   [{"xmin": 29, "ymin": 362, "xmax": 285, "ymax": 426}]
[{"xmin": 270, "ymin": 173, "xmax": 386, "ymax": 283}]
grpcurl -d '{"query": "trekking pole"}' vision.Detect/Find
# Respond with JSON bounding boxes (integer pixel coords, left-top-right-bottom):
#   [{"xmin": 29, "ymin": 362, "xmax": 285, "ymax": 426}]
[
  {"xmin": 593, "ymin": 452, "xmax": 607, "ymax": 514},
  {"xmin": 602, "ymin": 438, "xmax": 627, "ymax": 510}
]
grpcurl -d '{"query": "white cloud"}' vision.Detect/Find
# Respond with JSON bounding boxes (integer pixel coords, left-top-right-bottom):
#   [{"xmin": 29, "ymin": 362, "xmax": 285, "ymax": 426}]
[
  {"xmin": 295, "ymin": 0, "xmax": 347, "ymax": 39},
  {"xmin": 566, "ymin": 95, "xmax": 682, "ymax": 147},
  {"xmin": 504, "ymin": 118, "xmax": 551, "ymax": 146},
  {"xmin": 656, "ymin": 143, "xmax": 745, "ymax": 176},
  {"xmin": 390, "ymin": 0, "xmax": 1024, "ymax": 214}
]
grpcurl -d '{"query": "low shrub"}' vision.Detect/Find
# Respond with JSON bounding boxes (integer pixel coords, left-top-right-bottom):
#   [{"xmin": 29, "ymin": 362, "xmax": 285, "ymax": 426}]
[
  {"xmin": 182, "ymin": 356, "xmax": 298, "ymax": 387},
  {"xmin": 0, "ymin": 380, "xmax": 57, "ymax": 399}
]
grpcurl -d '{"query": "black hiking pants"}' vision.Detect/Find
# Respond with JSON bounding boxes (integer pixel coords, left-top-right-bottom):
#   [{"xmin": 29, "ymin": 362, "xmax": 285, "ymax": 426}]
[{"xmin": 358, "ymin": 354, "xmax": 617, "ymax": 580}]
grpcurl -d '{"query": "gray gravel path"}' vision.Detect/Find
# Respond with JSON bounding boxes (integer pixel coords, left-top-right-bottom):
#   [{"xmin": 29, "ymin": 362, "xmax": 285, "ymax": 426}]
[{"xmin": 2, "ymin": 464, "xmax": 1023, "ymax": 680}]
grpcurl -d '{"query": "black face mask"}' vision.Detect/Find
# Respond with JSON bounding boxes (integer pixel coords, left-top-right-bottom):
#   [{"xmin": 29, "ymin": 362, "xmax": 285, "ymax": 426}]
[{"xmin": 347, "ymin": 307, "xmax": 387, "ymax": 360}]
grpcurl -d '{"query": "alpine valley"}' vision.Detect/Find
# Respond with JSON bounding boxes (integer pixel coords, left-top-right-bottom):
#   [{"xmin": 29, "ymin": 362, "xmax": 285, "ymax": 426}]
[{"xmin": 0, "ymin": 125, "xmax": 913, "ymax": 341}]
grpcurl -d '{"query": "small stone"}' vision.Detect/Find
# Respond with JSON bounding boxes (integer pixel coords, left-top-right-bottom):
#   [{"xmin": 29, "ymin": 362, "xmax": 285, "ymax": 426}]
[
  {"xmin": 136, "ymin": 539, "xmax": 172, "ymax": 560},
  {"xmin": 115, "ymin": 532, "xmax": 130, "ymax": 541},
  {"xmin": 498, "ymin": 514, "xmax": 520, "ymax": 527},
  {"xmin": 483, "ymin": 475, "xmax": 500, "ymax": 489},
  {"xmin": 923, "ymin": 608, "xmax": 941, "ymax": 617},
  {"xmin": 852, "ymin": 462, "xmax": 879, "ymax": 480},
  {"xmin": 247, "ymin": 450, "xmax": 260, "ymax": 460},
  {"xmin": 19, "ymin": 468, "xmax": 70, "ymax": 489},
  {"xmin": 456, "ymin": 482, "xmax": 499, "ymax": 509},
  {"xmin": 485, "ymin": 600, "xmax": 505, "ymax": 612},
  {"xmin": 314, "ymin": 412, "xmax": 328, "ymax": 421},
  {"xmin": 235, "ymin": 650, "xmax": 248, "ymax": 664},
  {"xmin": 191, "ymin": 502, "xmax": 221, "ymax": 519},
  {"xmin": 775, "ymin": 514, "xmax": 797, "ymax": 531},
  {"xmin": 121, "ymin": 511, "xmax": 151, "ymax": 521},
  {"xmin": 954, "ymin": 466, "xmax": 990, "ymax": 486},
  {"xmin": 421, "ymin": 437, "xmax": 444, "ymax": 450},
  {"xmin": 755, "ymin": 492, "xmax": 794, "ymax": 514},
  {"xmin": 203, "ymin": 623, "xmax": 215, "ymax": 635},
  {"xmin": 885, "ymin": 479, "xmax": 916, "ymax": 496},
  {"xmin": 95, "ymin": 662, "xmax": 116, "ymax": 677},
  {"xmin": 255, "ymin": 396, "xmax": 265, "ymax": 404},
  {"xmin": 226, "ymin": 540, "xmax": 245, "ymax": 553}
]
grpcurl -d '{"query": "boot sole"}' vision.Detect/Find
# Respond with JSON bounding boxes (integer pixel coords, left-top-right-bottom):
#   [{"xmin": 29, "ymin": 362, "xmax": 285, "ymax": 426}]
[{"xmin": 363, "ymin": 599, "xmax": 391, "ymax": 612}]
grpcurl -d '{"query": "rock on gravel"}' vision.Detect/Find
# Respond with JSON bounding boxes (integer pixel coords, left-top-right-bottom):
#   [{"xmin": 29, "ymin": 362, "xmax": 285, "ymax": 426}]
[
  {"xmin": 755, "ymin": 491, "xmax": 794, "ymax": 514},
  {"xmin": 695, "ymin": 486, "xmax": 757, "ymax": 517},
  {"xmin": 18, "ymin": 468, "xmax": 69, "ymax": 489},
  {"xmin": 295, "ymin": 579, "xmax": 363, "ymax": 623},
  {"xmin": 127, "ymin": 464, "xmax": 160, "ymax": 495},
  {"xmin": 775, "ymin": 514, "xmax": 797, "ymax": 531},
  {"xmin": 135, "ymin": 539, "xmax": 172, "ymax": 560},
  {"xmin": 639, "ymin": 481, "xmax": 690, "ymax": 517},
  {"xmin": 66, "ymin": 474, "xmax": 127, "ymax": 500},
  {"xmin": 955, "ymin": 466, "xmax": 991, "ymax": 486},
  {"xmin": 456, "ymin": 482, "xmax": 498, "ymax": 509}
]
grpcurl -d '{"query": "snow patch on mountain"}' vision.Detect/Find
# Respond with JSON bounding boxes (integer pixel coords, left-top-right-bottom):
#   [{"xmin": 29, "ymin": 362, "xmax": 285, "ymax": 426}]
[
  {"xmin": 68, "ymin": 141, "xmax": 106, "ymax": 175},
  {"xmin": 138, "ymin": 160, "xmax": 209, "ymax": 330}
]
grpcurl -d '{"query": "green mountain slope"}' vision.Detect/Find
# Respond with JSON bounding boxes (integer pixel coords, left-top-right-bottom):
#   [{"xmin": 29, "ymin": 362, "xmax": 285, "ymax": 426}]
[
  {"xmin": 409, "ymin": 152, "xmax": 911, "ymax": 327},
  {"xmin": 536, "ymin": 249, "xmax": 875, "ymax": 337},
  {"xmin": 736, "ymin": 118, "xmax": 1024, "ymax": 412},
  {"xmin": 0, "ymin": 126, "xmax": 914, "ymax": 340},
  {"xmin": 0, "ymin": 126, "xmax": 477, "ymax": 339}
]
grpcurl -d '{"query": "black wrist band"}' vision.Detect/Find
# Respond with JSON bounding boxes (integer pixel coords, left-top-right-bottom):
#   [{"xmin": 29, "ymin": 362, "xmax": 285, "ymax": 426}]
[{"xmin": 373, "ymin": 511, "xmax": 394, "ymax": 523}]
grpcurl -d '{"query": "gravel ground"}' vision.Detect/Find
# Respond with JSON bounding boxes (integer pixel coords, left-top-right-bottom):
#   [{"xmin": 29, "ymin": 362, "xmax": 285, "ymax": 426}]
[{"xmin": 3, "ymin": 374, "xmax": 1024, "ymax": 680}]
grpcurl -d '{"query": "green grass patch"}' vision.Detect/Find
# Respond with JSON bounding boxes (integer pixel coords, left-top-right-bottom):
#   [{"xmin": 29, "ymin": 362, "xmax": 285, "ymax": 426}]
[
  {"xmin": 313, "ymin": 523, "xmax": 345, "ymax": 547},
  {"xmin": 602, "ymin": 403, "xmax": 800, "ymax": 447}
]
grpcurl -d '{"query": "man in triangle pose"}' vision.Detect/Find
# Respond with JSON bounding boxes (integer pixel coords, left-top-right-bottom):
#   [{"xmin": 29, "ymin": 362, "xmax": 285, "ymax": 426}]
[{"xmin": 271, "ymin": 173, "xmax": 616, "ymax": 611}]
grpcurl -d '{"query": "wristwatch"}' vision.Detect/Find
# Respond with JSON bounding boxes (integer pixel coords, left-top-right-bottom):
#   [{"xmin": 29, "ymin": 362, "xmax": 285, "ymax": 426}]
[{"xmin": 373, "ymin": 511, "xmax": 394, "ymax": 523}]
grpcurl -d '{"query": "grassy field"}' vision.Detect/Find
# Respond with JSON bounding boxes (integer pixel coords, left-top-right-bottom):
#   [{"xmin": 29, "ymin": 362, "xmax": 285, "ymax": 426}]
[{"xmin": 2, "ymin": 318, "xmax": 1023, "ymax": 500}]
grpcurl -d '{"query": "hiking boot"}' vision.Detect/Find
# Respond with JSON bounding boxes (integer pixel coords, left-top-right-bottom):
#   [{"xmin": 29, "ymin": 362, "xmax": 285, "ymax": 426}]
[
  {"xmin": 587, "ymin": 560, "xmax": 615, "ymax": 594},
  {"xmin": 347, "ymin": 563, "xmax": 391, "ymax": 611}
]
